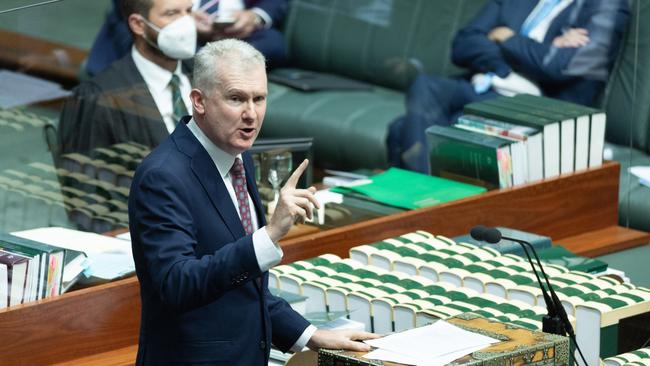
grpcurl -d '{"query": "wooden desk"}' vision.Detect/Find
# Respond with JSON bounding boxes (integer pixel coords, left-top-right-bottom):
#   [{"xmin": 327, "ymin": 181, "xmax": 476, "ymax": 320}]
[
  {"xmin": 279, "ymin": 161, "xmax": 650, "ymax": 263},
  {"xmin": 0, "ymin": 29, "xmax": 86, "ymax": 88},
  {"xmin": 0, "ymin": 162, "xmax": 647, "ymax": 365}
]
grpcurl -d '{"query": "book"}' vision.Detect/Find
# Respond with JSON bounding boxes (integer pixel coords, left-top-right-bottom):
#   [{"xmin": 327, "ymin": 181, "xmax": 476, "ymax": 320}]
[
  {"xmin": 503, "ymin": 95, "xmax": 591, "ymax": 171},
  {"xmin": 0, "ymin": 232, "xmax": 66, "ymax": 301},
  {"xmin": 513, "ymin": 93, "xmax": 606, "ymax": 168},
  {"xmin": 483, "ymin": 97, "xmax": 576, "ymax": 175},
  {"xmin": 11, "ymin": 227, "xmax": 132, "ymax": 284},
  {"xmin": 0, "ymin": 250, "xmax": 30, "ymax": 306},
  {"xmin": 331, "ymin": 168, "xmax": 486, "ymax": 210},
  {"xmin": 453, "ymin": 226, "xmax": 552, "ymax": 256},
  {"xmin": 455, "ymin": 114, "xmax": 541, "ymax": 185},
  {"xmin": 464, "ymin": 100, "xmax": 561, "ymax": 179},
  {"xmin": 426, "ymin": 125, "xmax": 515, "ymax": 189}
]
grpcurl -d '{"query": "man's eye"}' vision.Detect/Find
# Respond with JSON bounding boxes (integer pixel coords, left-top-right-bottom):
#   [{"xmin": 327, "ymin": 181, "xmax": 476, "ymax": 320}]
[
  {"xmin": 230, "ymin": 96, "xmax": 242, "ymax": 102},
  {"xmin": 254, "ymin": 96, "xmax": 266, "ymax": 103}
]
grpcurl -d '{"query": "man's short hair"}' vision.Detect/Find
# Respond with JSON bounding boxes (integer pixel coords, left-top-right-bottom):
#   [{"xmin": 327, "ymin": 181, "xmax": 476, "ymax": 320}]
[
  {"xmin": 119, "ymin": 0, "xmax": 154, "ymax": 20},
  {"xmin": 193, "ymin": 39, "xmax": 267, "ymax": 96}
]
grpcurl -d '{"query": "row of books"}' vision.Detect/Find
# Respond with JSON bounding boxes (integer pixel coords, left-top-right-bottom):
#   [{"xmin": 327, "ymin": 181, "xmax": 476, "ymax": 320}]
[
  {"xmin": 270, "ymin": 253, "xmax": 550, "ymax": 334},
  {"xmin": 269, "ymin": 230, "xmax": 650, "ymax": 365},
  {"xmin": 0, "ymin": 232, "xmax": 85, "ymax": 308},
  {"xmin": 428, "ymin": 94, "xmax": 606, "ymax": 188},
  {"xmin": 605, "ymin": 347, "xmax": 650, "ymax": 366}
]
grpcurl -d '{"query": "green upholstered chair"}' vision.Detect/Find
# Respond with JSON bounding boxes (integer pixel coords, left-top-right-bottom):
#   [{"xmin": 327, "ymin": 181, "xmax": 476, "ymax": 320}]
[{"xmin": 601, "ymin": 0, "xmax": 650, "ymax": 231}]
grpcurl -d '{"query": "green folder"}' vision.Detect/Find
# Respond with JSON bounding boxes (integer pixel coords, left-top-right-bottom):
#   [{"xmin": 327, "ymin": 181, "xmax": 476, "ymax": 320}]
[{"xmin": 331, "ymin": 168, "xmax": 486, "ymax": 210}]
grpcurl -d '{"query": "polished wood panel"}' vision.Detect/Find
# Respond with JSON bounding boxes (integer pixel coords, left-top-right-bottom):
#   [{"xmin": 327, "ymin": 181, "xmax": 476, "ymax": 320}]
[
  {"xmin": 53, "ymin": 345, "xmax": 138, "ymax": 366},
  {"xmin": 559, "ymin": 225, "xmax": 650, "ymax": 257},
  {"xmin": 0, "ymin": 29, "xmax": 86, "ymax": 87},
  {"xmin": 279, "ymin": 162, "xmax": 621, "ymax": 263},
  {"xmin": 0, "ymin": 276, "xmax": 140, "ymax": 366}
]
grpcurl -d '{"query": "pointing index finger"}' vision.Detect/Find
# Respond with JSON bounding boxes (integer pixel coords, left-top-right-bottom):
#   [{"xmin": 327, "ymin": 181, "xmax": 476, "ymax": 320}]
[{"xmin": 285, "ymin": 159, "xmax": 309, "ymax": 189}]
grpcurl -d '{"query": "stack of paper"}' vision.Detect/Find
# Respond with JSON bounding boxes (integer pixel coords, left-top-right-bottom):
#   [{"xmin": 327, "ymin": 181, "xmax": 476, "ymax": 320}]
[{"xmin": 364, "ymin": 320, "xmax": 499, "ymax": 366}]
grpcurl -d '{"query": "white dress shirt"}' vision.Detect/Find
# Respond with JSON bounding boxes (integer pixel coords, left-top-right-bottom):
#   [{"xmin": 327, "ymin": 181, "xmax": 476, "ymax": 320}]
[
  {"xmin": 186, "ymin": 118, "xmax": 316, "ymax": 351},
  {"xmin": 131, "ymin": 47, "xmax": 192, "ymax": 133},
  {"xmin": 525, "ymin": 0, "xmax": 574, "ymax": 43}
]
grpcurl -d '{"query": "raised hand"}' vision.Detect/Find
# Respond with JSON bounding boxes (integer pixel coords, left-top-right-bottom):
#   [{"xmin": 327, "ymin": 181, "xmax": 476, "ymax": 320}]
[{"xmin": 265, "ymin": 159, "xmax": 320, "ymax": 242}]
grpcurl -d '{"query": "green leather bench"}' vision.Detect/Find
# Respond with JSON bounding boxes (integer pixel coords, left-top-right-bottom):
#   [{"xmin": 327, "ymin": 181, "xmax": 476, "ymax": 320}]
[
  {"xmin": 261, "ymin": 0, "xmax": 488, "ymax": 170},
  {"xmin": 262, "ymin": 0, "xmax": 649, "ymax": 231}
]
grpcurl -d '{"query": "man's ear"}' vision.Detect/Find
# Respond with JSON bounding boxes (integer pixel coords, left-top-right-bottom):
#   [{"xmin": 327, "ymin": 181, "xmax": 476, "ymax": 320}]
[
  {"xmin": 190, "ymin": 89, "xmax": 205, "ymax": 115},
  {"xmin": 128, "ymin": 14, "xmax": 147, "ymax": 37}
]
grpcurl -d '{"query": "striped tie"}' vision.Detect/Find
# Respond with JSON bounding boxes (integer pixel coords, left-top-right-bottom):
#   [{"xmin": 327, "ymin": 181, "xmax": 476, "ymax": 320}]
[
  {"xmin": 169, "ymin": 74, "xmax": 188, "ymax": 120},
  {"xmin": 520, "ymin": 0, "xmax": 562, "ymax": 36},
  {"xmin": 231, "ymin": 158, "xmax": 254, "ymax": 235}
]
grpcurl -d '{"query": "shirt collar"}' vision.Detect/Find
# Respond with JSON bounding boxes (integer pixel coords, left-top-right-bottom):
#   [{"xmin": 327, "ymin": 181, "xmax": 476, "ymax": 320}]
[
  {"xmin": 131, "ymin": 46, "xmax": 184, "ymax": 95},
  {"xmin": 187, "ymin": 117, "xmax": 241, "ymax": 179}
]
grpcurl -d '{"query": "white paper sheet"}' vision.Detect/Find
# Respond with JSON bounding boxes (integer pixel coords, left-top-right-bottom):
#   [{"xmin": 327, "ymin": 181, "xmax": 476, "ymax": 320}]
[{"xmin": 363, "ymin": 320, "xmax": 499, "ymax": 366}]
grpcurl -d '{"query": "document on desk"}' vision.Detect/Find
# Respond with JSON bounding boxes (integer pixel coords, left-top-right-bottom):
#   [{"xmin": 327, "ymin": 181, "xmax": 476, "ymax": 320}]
[{"xmin": 364, "ymin": 320, "xmax": 500, "ymax": 366}]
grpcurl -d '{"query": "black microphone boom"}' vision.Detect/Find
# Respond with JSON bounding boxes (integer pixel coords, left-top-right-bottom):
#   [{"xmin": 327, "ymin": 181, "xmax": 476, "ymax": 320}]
[
  {"xmin": 471, "ymin": 226, "xmax": 561, "ymax": 333},
  {"xmin": 470, "ymin": 225, "xmax": 589, "ymax": 366}
]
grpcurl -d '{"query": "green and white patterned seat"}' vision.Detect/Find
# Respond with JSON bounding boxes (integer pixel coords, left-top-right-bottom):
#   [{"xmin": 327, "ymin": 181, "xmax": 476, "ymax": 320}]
[{"xmin": 604, "ymin": 348, "xmax": 650, "ymax": 366}]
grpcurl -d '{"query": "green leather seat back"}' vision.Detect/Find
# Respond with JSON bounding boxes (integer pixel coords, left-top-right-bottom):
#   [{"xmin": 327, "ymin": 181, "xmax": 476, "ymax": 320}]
[
  {"xmin": 282, "ymin": 0, "xmax": 488, "ymax": 91},
  {"xmin": 602, "ymin": 0, "xmax": 650, "ymax": 153},
  {"xmin": 262, "ymin": 0, "xmax": 489, "ymax": 170}
]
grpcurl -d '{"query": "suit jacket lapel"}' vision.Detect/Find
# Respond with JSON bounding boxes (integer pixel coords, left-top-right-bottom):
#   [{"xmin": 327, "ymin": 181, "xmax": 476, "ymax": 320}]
[
  {"xmin": 173, "ymin": 121, "xmax": 246, "ymax": 240},
  {"xmin": 121, "ymin": 54, "xmax": 171, "ymax": 144}
]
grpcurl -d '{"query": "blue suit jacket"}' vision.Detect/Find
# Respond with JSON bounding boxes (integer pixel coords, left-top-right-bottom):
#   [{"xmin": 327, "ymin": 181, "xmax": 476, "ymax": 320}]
[
  {"xmin": 451, "ymin": 0, "xmax": 629, "ymax": 106},
  {"xmin": 129, "ymin": 117, "xmax": 309, "ymax": 365}
]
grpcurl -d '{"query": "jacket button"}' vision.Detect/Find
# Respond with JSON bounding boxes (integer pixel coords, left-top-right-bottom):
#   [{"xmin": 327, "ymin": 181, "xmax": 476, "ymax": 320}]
[{"xmin": 259, "ymin": 340, "xmax": 266, "ymax": 350}]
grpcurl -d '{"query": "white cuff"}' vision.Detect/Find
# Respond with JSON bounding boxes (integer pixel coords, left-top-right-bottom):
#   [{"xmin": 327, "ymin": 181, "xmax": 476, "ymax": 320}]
[
  {"xmin": 290, "ymin": 324, "xmax": 317, "ymax": 352},
  {"xmin": 251, "ymin": 7, "xmax": 272, "ymax": 28},
  {"xmin": 253, "ymin": 227, "xmax": 283, "ymax": 272},
  {"xmin": 491, "ymin": 71, "xmax": 542, "ymax": 97}
]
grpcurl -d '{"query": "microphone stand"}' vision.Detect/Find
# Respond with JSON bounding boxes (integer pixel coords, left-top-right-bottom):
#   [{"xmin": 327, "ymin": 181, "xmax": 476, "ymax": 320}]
[{"xmin": 500, "ymin": 234, "xmax": 589, "ymax": 366}]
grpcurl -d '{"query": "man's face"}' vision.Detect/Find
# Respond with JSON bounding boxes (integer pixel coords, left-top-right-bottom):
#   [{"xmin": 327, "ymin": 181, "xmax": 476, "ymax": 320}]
[
  {"xmin": 193, "ymin": 63, "xmax": 268, "ymax": 155},
  {"xmin": 146, "ymin": 0, "xmax": 193, "ymax": 28}
]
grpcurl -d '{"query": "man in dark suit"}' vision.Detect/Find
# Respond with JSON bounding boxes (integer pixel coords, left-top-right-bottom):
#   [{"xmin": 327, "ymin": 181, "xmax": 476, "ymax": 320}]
[
  {"xmin": 129, "ymin": 39, "xmax": 377, "ymax": 365},
  {"xmin": 387, "ymin": 0, "xmax": 630, "ymax": 173},
  {"xmin": 58, "ymin": 0, "xmax": 196, "ymax": 156},
  {"xmin": 86, "ymin": 0, "xmax": 289, "ymax": 76}
]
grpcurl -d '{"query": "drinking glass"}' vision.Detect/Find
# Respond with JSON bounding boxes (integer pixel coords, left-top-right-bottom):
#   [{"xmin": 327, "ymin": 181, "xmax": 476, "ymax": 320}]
[{"xmin": 266, "ymin": 150, "xmax": 293, "ymax": 205}]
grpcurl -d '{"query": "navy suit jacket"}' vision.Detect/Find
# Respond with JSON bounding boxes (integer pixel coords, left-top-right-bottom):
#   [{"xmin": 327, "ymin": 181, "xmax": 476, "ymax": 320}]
[
  {"xmin": 451, "ymin": 0, "xmax": 629, "ymax": 106},
  {"xmin": 129, "ymin": 117, "xmax": 309, "ymax": 365},
  {"xmin": 58, "ymin": 53, "xmax": 174, "ymax": 155}
]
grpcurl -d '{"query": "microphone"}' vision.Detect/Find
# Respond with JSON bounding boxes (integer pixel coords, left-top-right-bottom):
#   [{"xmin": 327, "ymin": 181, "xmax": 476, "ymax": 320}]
[
  {"xmin": 470, "ymin": 226, "xmax": 561, "ymax": 334},
  {"xmin": 470, "ymin": 226, "xmax": 589, "ymax": 366}
]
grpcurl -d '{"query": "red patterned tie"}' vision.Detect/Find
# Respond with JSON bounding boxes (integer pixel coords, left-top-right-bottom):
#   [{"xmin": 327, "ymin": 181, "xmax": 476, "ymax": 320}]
[{"xmin": 231, "ymin": 158, "xmax": 254, "ymax": 235}]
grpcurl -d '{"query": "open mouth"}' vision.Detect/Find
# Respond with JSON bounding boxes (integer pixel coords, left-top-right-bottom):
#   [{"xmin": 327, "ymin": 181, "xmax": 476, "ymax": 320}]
[{"xmin": 241, "ymin": 128, "xmax": 255, "ymax": 134}]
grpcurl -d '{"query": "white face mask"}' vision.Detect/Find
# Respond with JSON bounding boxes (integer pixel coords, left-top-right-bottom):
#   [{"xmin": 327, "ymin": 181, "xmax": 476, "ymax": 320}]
[{"xmin": 141, "ymin": 15, "xmax": 197, "ymax": 60}]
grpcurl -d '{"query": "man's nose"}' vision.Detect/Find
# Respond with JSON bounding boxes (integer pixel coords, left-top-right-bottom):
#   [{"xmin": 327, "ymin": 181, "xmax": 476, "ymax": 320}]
[{"xmin": 242, "ymin": 101, "xmax": 257, "ymax": 120}]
